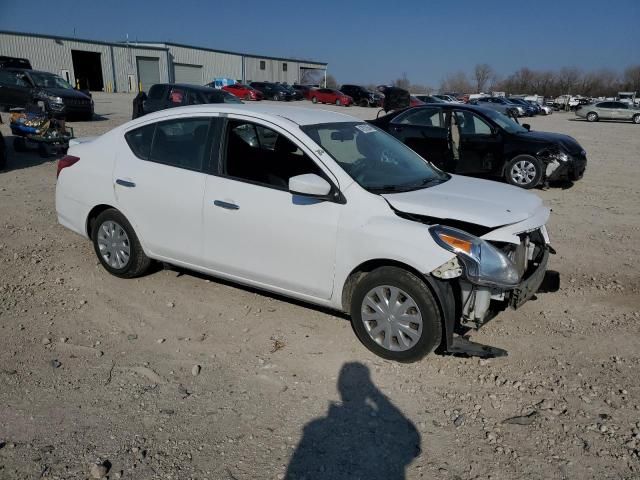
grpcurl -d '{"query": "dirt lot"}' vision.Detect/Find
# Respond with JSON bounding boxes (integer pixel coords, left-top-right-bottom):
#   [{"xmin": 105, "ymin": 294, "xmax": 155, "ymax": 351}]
[{"xmin": 1, "ymin": 94, "xmax": 639, "ymax": 480}]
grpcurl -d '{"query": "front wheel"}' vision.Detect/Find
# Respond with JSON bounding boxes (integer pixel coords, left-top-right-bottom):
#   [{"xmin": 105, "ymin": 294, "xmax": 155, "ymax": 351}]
[
  {"xmin": 505, "ymin": 155, "xmax": 543, "ymax": 189},
  {"xmin": 335, "ymin": 99, "xmax": 341, "ymax": 106},
  {"xmin": 586, "ymin": 112, "xmax": 598, "ymax": 122},
  {"xmin": 350, "ymin": 267, "xmax": 442, "ymax": 362},
  {"xmin": 311, "ymin": 96, "xmax": 318, "ymax": 104},
  {"xmin": 633, "ymin": 114, "xmax": 640, "ymax": 124},
  {"xmin": 271, "ymin": 94, "xmax": 279, "ymax": 101},
  {"xmin": 92, "ymin": 209, "xmax": 151, "ymax": 278}
]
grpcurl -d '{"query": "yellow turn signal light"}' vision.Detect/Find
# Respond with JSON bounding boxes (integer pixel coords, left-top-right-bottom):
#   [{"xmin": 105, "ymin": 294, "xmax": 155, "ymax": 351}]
[{"xmin": 438, "ymin": 234, "xmax": 473, "ymax": 254}]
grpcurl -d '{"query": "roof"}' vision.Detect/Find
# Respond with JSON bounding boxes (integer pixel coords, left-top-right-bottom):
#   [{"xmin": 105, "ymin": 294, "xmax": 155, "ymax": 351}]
[{"xmin": 133, "ymin": 104, "xmax": 358, "ymax": 127}]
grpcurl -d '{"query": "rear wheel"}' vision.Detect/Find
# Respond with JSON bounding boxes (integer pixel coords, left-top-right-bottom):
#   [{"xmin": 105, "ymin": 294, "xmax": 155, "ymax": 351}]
[
  {"xmin": 505, "ymin": 155, "xmax": 543, "ymax": 189},
  {"xmin": 350, "ymin": 266, "xmax": 442, "ymax": 362},
  {"xmin": 311, "ymin": 96, "xmax": 318, "ymax": 104},
  {"xmin": 586, "ymin": 112, "xmax": 598, "ymax": 122},
  {"xmin": 92, "ymin": 209, "xmax": 151, "ymax": 278},
  {"xmin": 633, "ymin": 114, "xmax": 640, "ymax": 124}
]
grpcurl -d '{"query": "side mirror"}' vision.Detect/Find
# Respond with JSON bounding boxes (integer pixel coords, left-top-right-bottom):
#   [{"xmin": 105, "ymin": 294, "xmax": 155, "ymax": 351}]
[
  {"xmin": 522, "ymin": 123, "xmax": 531, "ymax": 131},
  {"xmin": 289, "ymin": 174, "xmax": 331, "ymax": 197}
]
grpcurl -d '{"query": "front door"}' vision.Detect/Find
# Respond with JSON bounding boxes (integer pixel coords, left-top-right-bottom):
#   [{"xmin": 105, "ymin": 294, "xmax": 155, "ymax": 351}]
[
  {"xmin": 451, "ymin": 110, "xmax": 502, "ymax": 174},
  {"xmin": 0, "ymin": 70, "xmax": 33, "ymax": 108},
  {"xmin": 113, "ymin": 116, "xmax": 212, "ymax": 264},
  {"xmin": 388, "ymin": 107, "xmax": 448, "ymax": 169},
  {"xmin": 202, "ymin": 117, "xmax": 341, "ymax": 299}
]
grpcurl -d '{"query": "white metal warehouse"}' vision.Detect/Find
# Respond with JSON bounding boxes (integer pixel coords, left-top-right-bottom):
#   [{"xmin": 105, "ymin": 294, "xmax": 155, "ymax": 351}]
[{"xmin": 0, "ymin": 31, "xmax": 327, "ymax": 93}]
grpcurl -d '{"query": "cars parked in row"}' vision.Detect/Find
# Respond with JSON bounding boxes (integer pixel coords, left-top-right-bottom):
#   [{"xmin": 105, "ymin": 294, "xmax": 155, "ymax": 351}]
[
  {"xmin": 135, "ymin": 83, "xmax": 241, "ymax": 118},
  {"xmin": 369, "ymin": 104, "xmax": 587, "ymax": 189},
  {"xmin": 249, "ymin": 82, "xmax": 295, "ymax": 101},
  {"xmin": 413, "ymin": 95, "xmax": 446, "ymax": 103},
  {"xmin": 0, "ymin": 68, "xmax": 94, "ymax": 120},
  {"xmin": 576, "ymin": 101, "xmax": 640, "ymax": 123},
  {"xmin": 508, "ymin": 98, "xmax": 537, "ymax": 116},
  {"xmin": 56, "ymin": 104, "xmax": 557, "ymax": 362},
  {"xmin": 220, "ymin": 83, "xmax": 263, "ymax": 101},
  {"xmin": 339, "ymin": 85, "xmax": 384, "ymax": 107},
  {"xmin": 309, "ymin": 88, "xmax": 353, "ymax": 106},
  {"xmin": 470, "ymin": 97, "xmax": 520, "ymax": 117}
]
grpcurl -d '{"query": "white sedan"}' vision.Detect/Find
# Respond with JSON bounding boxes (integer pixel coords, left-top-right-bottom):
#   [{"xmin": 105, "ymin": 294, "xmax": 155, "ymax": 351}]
[{"xmin": 56, "ymin": 104, "xmax": 556, "ymax": 361}]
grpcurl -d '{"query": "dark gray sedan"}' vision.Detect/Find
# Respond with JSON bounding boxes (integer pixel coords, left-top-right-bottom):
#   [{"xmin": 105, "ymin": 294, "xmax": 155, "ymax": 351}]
[{"xmin": 576, "ymin": 101, "xmax": 640, "ymax": 123}]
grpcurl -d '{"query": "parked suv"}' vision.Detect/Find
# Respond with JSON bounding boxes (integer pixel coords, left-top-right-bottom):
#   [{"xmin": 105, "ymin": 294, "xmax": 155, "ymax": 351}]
[
  {"xmin": 136, "ymin": 83, "xmax": 242, "ymax": 117},
  {"xmin": 370, "ymin": 104, "xmax": 587, "ymax": 189},
  {"xmin": 0, "ymin": 68, "xmax": 93, "ymax": 120},
  {"xmin": 56, "ymin": 104, "xmax": 557, "ymax": 362},
  {"xmin": 249, "ymin": 82, "xmax": 294, "ymax": 101},
  {"xmin": 340, "ymin": 84, "xmax": 383, "ymax": 107}
]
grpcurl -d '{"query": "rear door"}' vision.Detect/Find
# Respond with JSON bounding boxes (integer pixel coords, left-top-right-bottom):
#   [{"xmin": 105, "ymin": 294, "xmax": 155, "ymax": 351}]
[
  {"xmin": 388, "ymin": 107, "xmax": 448, "ymax": 168},
  {"xmin": 114, "ymin": 115, "xmax": 214, "ymax": 264},
  {"xmin": 597, "ymin": 102, "xmax": 616, "ymax": 120},
  {"xmin": 611, "ymin": 102, "xmax": 631, "ymax": 120}
]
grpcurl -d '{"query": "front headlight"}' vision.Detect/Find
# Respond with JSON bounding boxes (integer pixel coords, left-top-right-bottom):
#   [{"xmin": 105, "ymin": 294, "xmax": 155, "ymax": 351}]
[{"xmin": 430, "ymin": 225, "xmax": 521, "ymax": 288}]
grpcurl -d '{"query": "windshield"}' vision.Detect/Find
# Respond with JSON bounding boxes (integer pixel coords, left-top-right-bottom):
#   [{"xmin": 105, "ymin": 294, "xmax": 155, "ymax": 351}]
[
  {"xmin": 301, "ymin": 122, "xmax": 449, "ymax": 192},
  {"xmin": 481, "ymin": 108, "xmax": 528, "ymax": 134},
  {"xmin": 29, "ymin": 71, "xmax": 73, "ymax": 89}
]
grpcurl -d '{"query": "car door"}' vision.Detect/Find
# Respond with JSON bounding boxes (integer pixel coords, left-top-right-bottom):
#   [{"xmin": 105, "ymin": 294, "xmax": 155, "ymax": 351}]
[
  {"xmin": 597, "ymin": 102, "xmax": 616, "ymax": 120},
  {"xmin": 142, "ymin": 84, "xmax": 167, "ymax": 114},
  {"xmin": 387, "ymin": 107, "xmax": 448, "ymax": 169},
  {"xmin": 612, "ymin": 102, "xmax": 631, "ymax": 120},
  {"xmin": 450, "ymin": 110, "xmax": 502, "ymax": 174},
  {"xmin": 0, "ymin": 70, "xmax": 33, "ymax": 107},
  {"xmin": 114, "ymin": 115, "xmax": 213, "ymax": 264},
  {"xmin": 202, "ymin": 116, "xmax": 342, "ymax": 299}
]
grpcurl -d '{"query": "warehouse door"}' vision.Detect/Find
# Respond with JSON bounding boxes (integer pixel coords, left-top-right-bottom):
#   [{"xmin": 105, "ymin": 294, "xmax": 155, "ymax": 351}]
[
  {"xmin": 136, "ymin": 57, "xmax": 161, "ymax": 93},
  {"xmin": 71, "ymin": 50, "xmax": 104, "ymax": 91},
  {"xmin": 174, "ymin": 64, "xmax": 203, "ymax": 85}
]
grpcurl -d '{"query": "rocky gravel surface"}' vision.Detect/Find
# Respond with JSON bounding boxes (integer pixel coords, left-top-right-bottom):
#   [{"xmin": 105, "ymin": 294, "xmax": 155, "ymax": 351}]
[{"xmin": 0, "ymin": 94, "xmax": 639, "ymax": 479}]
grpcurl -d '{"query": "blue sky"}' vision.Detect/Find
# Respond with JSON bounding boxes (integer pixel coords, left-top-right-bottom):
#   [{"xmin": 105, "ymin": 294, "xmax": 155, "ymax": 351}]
[{"xmin": 1, "ymin": 0, "xmax": 638, "ymax": 86}]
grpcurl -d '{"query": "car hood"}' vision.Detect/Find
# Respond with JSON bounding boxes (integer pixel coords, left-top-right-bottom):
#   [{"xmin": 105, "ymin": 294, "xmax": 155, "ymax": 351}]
[
  {"xmin": 515, "ymin": 130, "xmax": 583, "ymax": 154},
  {"xmin": 42, "ymin": 88, "xmax": 91, "ymax": 100},
  {"xmin": 382, "ymin": 175, "xmax": 543, "ymax": 229}
]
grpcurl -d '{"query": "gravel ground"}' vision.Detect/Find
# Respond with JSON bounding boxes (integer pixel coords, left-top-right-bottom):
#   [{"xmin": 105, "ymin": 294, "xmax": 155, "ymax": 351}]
[{"xmin": 1, "ymin": 94, "xmax": 639, "ymax": 479}]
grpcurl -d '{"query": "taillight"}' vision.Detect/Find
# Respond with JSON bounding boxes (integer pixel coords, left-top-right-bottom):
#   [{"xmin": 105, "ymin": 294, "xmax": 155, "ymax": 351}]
[{"xmin": 57, "ymin": 155, "xmax": 80, "ymax": 178}]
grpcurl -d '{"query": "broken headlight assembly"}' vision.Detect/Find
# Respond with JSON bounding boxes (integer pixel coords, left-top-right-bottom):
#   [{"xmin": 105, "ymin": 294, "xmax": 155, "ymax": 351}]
[{"xmin": 430, "ymin": 225, "xmax": 521, "ymax": 288}]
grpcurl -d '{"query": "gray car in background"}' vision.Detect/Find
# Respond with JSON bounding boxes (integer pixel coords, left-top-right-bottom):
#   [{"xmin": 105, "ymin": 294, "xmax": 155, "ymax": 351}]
[
  {"xmin": 470, "ymin": 97, "xmax": 520, "ymax": 117},
  {"xmin": 576, "ymin": 101, "xmax": 640, "ymax": 123}
]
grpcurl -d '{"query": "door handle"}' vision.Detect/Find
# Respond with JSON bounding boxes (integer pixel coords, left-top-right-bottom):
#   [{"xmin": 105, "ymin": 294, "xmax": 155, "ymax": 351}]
[
  {"xmin": 115, "ymin": 179, "xmax": 136, "ymax": 188},
  {"xmin": 213, "ymin": 200, "xmax": 239, "ymax": 210},
  {"xmin": 392, "ymin": 126, "xmax": 403, "ymax": 132}
]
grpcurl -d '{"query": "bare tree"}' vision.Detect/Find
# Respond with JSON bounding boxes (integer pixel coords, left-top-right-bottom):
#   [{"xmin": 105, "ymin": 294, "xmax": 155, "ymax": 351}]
[
  {"xmin": 473, "ymin": 64, "xmax": 493, "ymax": 93},
  {"xmin": 622, "ymin": 65, "xmax": 640, "ymax": 92},
  {"xmin": 440, "ymin": 71, "xmax": 472, "ymax": 94},
  {"xmin": 325, "ymin": 74, "xmax": 338, "ymax": 89},
  {"xmin": 392, "ymin": 73, "xmax": 411, "ymax": 91}
]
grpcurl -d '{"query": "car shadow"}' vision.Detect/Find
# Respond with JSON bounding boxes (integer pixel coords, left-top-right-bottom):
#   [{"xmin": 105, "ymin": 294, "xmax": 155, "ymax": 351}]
[
  {"xmin": 0, "ymin": 136, "xmax": 62, "ymax": 173},
  {"xmin": 284, "ymin": 362, "xmax": 421, "ymax": 480}
]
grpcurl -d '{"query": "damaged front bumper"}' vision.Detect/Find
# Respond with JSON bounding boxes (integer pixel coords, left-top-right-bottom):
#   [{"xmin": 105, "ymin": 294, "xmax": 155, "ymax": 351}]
[{"xmin": 544, "ymin": 152, "xmax": 587, "ymax": 182}]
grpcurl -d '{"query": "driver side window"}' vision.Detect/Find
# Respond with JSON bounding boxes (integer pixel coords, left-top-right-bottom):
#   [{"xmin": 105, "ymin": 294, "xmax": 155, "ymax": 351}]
[{"xmin": 223, "ymin": 120, "xmax": 324, "ymax": 190}]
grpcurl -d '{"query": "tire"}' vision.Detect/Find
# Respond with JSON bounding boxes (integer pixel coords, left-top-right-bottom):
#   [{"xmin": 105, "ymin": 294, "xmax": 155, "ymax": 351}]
[
  {"xmin": 586, "ymin": 112, "xmax": 598, "ymax": 122},
  {"xmin": 359, "ymin": 99, "xmax": 369, "ymax": 107},
  {"xmin": 505, "ymin": 155, "xmax": 543, "ymax": 189},
  {"xmin": 335, "ymin": 99, "xmax": 341, "ymax": 106},
  {"xmin": 633, "ymin": 114, "xmax": 640, "ymax": 124},
  {"xmin": 91, "ymin": 209, "xmax": 151, "ymax": 278},
  {"xmin": 311, "ymin": 96, "xmax": 318, "ymax": 104},
  {"xmin": 350, "ymin": 266, "xmax": 442, "ymax": 362},
  {"xmin": 13, "ymin": 137, "xmax": 27, "ymax": 152},
  {"xmin": 244, "ymin": 94, "xmax": 251, "ymax": 101},
  {"xmin": 271, "ymin": 94, "xmax": 279, "ymax": 101}
]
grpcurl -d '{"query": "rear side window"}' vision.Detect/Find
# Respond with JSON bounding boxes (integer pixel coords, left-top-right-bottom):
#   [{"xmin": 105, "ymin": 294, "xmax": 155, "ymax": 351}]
[
  {"xmin": 149, "ymin": 118, "xmax": 211, "ymax": 171},
  {"xmin": 147, "ymin": 84, "xmax": 165, "ymax": 100},
  {"xmin": 125, "ymin": 123, "xmax": 155, "ymax": 160},
  {"xmin": 125, "ymin": 118, "xmax": 211, "ymax": 171},
  {"xmin": 395, "ymin": 107, "xmax": 443, "ymax": 127}
]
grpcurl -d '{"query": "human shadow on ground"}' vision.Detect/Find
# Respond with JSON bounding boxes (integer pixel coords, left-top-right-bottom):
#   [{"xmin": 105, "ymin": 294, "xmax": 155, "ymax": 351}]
[{"xmin": 285, "ymin": 362, "xmax": 421, "ymax": 480}]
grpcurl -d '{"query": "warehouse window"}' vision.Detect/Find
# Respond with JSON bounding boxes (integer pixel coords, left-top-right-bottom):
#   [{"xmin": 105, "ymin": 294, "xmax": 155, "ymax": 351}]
[
  {"xmin": 283, "ymin": 63, "xmax": 288, "ymax": 72},
  {"xmin": 260, "ymin": 61, "xmax": 266, "ymax": 70}
]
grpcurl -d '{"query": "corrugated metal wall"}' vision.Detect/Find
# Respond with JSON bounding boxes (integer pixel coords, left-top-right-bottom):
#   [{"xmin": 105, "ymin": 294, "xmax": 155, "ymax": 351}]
[
  {"xmin": 0, "ymin": 32, "xmax": 326, "ymax": 92},
  {"xmin": 166, "ymin": 45, "xmax": 242, "ymax": 84}
]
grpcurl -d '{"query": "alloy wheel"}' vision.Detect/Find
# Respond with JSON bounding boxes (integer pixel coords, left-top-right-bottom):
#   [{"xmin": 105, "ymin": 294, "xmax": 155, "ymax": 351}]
[
  {"xmin": 97, "ymin": 220, "xmax": 131, "ymax": 269},
  {"xmin": 361, "ymin": 285, "xmax": 423, "ymax": 352},
  {"xmin": 510, "ymin": 160, "xmax": 537, "ymax": 185}
]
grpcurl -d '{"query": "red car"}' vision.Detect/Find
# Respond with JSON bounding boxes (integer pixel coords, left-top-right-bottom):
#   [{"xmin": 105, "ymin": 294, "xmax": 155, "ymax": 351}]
[
  {"xmin": 309, "ymin": 88, "xmax": 353, "ymax": 106},
  {"xmin": 409, "ymin": 95, "xmax": 425, "ymax": 107},
  {"xmin": 222, "ymin": 83, "xmax": 263, "ymax": 101}
]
